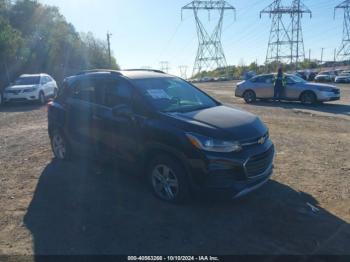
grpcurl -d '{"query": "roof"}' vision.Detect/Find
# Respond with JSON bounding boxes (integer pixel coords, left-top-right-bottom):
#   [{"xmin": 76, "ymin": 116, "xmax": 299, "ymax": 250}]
[
  {"xmin": 20, "ymin": 73, "xmax": 47, "ymax": 78},
  {"xmin": 120, "ymin": 70, "xmax": 170, "ymax": 80},
  {"xmin": 75, "ymin": 69, "xmax": 170, "ymax": 80}
]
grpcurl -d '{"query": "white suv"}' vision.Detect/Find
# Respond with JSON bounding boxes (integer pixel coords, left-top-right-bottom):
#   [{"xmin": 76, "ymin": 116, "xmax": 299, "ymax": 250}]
[{"xmin": 2, "ymin": 74, "xmax": 58, "ymax": 105}]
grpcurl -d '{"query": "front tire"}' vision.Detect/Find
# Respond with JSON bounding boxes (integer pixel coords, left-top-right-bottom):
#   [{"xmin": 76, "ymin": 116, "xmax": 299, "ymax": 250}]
[
  {"xmin": 148, "ymin": 155, "xmax": 190, "ymax": 203},
  {"xmin": 243, "ymin": 90, "xmax": 256, "ymax": 104},
  {"xmin": 300, "ymin": 91, "xmax": 317, "ymax": 105},
  {"xmin": 53, "ymin": 88, "xmax": 58, "ymax": 98},
  {"xmin": 39, "ymin": 91, "xmax": 46, "ymax": 105},
  {"xmin": 0, "ymin": 92, "xmax": 3, "ymax": 107},
  {"xmin": 51, "ymin": 130, "xmax": 71, "ymax": 161}
]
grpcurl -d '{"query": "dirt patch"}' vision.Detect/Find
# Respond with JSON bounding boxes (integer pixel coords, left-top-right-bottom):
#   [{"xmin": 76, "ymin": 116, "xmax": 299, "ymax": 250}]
[{"xmin": 0, "ymin": 83, "xmax": 349, "ymax": 255}]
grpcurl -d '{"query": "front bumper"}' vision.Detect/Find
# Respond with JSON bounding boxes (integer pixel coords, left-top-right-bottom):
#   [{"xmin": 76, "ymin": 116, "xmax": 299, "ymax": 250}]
[
  {"xmin": 187, "ymin": 142, "xmax": 275, "ymax": 198},
  {"xmin": 4, "ymin": 91, "xmax": 39, "ymax": 102},
  {"xmin": 317, "ymin": 91, "xmax": 341, "ymax": 102}
]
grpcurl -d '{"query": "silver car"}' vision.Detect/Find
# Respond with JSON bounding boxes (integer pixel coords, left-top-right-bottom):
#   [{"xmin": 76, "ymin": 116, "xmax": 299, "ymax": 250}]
[{"xmin": 235, "ymin": 74, "xmax": 341, "ymax": 105}]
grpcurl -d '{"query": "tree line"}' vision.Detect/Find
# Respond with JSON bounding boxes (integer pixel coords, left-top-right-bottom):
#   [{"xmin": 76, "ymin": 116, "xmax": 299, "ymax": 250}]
[{"xmin": 0, "ymin": 0, "xmax": 119, "ymax": 89}]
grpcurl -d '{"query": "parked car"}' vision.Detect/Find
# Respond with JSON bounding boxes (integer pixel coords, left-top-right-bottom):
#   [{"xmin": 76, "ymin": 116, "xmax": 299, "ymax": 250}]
[
  {"xmin": 335, "ymin": 73, "xmax": 350, "ymax": 83},
  {"xmin": 235, "ymin": 74, "xmax": 340, "ymax": 105},
  {"xmin": 315, "ymin": 71, "xmax": 337, "ymax": 82},
  {"xmin": 48, "ymin": 69, "xmax": 275, "ymax": 203},
  {"xmin": 0, "ymin": 88, "xmax": 3, "ymax": 107},
  {"xmin": 3, "ymin": 74, "xmax": 58, "ymax": 105}
]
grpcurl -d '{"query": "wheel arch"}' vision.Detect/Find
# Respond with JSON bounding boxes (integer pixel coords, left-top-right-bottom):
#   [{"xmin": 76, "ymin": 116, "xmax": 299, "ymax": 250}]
[
  {"xmin": 299, "ymin": 90, "xmax": 317, "ymax": 100},
  {"xmin": 141, "ymin": 144, "xmax": 195, "ymax": 186}
]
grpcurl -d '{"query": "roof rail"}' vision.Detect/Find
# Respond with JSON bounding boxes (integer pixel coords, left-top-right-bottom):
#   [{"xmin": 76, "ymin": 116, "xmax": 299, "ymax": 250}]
[
  {"xmin": 123, "ymin": 69, "xmax": 166, "ymax": 74},
  {"xmin": 77, "ymin": 69, "xmax": 122, "ymax": 76}
]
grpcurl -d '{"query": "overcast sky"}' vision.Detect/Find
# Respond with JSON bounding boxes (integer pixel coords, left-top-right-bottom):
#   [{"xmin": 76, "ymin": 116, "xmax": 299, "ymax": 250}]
[{"xmin": 39, "ymin": 0, "xmax": 343, "ymax": 76}]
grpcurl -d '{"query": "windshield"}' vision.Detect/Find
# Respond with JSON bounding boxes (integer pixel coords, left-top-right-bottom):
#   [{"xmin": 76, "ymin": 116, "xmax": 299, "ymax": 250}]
[
  {"xmin": 289, "ymin": 75, "xmax": 307, "ymax": 83},
  {"xmin": 14, "ymin": 76, "xmax": 40, "ymax": 86},
  {"xmin": 132, "ymin": 77, "xmax": 218, "ymax": 113}
]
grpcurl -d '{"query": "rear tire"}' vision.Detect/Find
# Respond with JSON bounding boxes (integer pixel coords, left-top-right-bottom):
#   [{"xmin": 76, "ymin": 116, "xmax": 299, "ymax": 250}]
[
  {"xmin": 148, "ymin": 155, "xmax": 190, "ymax": 204},
  {"xmin": 51, "ymin": 129, "xmax": 71, "ymax": 161},
  {"xmin": 39, "ymin": 91, "xmax": 46, "ymax": 105},
  {"xmin": 243, "ymin": 90, "xmax": 256, "ymax": 104},
  {"xmin": 300, "ymin": 91, "xmax": 317, "ymax": 105}
]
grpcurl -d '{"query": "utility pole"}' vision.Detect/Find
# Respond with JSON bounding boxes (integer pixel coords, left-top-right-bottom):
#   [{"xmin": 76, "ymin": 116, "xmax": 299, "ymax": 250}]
[
  {"xmin": 334, "ymin": 48, "xmax": 337, "ymax": 69},
  {"xmin": 107, "ymin": 32, "xmax": 112, "ymax": 68},
  {"xmin": 179, "ymin": 65, "xmax": 188, "ymax": 79},
  {"xmin": 335, "ymin": 1, "xmax": 350, "ymax": 62},
  {"xmin": 321, "ymin": 47, "xmax": 324, "ymax": 65},
  {"xmin": 181, "ymin": 0, "xmax": 236, "ymax": 77},
  {"xmin": 261, "ymin": 0, "xmax": 311, "ymax": 71},
  {"xmin": 160, "ymin": 61, "xmax": 170, "ymax": 73},
  {"xmin": 309, "ymin": 49, "xmax": 311, "ymax": 61}
]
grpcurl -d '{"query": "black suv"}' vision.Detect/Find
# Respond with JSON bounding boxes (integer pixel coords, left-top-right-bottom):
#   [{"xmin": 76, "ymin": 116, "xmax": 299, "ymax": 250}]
[{"xmin": 48, "ymin": 69, "xmax": 275, "ymax": 203}]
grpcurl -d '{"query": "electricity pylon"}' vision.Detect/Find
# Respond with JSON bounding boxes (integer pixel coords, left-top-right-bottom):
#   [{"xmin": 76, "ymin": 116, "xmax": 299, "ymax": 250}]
[
  {"xmin": 335, "ymin": 1, "xmax": 350, "ymax": 61},
  {"xmin": 179, "ymin": 65, "xmax": 188, "ymax": 79},
  {"xmin": 181, "ymin": 0, "xmax": 235, "ymax": 77},
  {"xmin": 160, "ymin": 61, "xmax": 170, "ymax": 73},
  {"xmin": 261, "ymin": 0, "xmax": 311, "ymax": 70}
]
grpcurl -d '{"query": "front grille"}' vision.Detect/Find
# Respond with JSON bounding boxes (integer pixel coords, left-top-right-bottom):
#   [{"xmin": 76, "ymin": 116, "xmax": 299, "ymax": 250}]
[
  {"xmin": 7, "ymin": 90, "xmax": 22, "ymax": 94},
  {"xmin": 245, "ymin": 147, "xmax": 274, "ymax": 178},
  {"xmin": 333, "ymin": 89, "xmax": 340, "ymax": 94},
  {"xmin": 9, "ymin": 98, "xmax": 27, "ymax": 102}
]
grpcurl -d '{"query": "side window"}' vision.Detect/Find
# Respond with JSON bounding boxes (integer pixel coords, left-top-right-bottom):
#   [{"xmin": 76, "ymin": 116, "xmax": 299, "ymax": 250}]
[
  {"xmin": 265, "ymin": 76, "xmax": 273, "ymax": 84},
  {"xmin": 45, "ymin": 76, "xmax": 51, "ymax": 83},
  {"xmin": 103, "ymin": 78, "xmax": 133, "ymax": 108},
  {"xmin": 286, "ymin": 76, "xmax": 294, "ymax": 85},
  {"xmin": 252, "ymin": 76, "xmax": 270, "ymax": 84},
  {"xmin": 73, "ymin": 78, "xmax": 100, "ymax": 103}
]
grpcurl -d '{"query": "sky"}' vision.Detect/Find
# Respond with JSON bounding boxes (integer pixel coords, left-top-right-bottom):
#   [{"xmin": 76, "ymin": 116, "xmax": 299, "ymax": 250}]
[{"xmin": 39, "ymin": 0, "xmax": 344, "ymax": 76}]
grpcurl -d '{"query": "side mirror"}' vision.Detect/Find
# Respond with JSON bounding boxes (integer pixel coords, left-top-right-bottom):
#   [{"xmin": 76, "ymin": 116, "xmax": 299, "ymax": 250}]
[{"xmin": 112, "ymin": 104, "xmax": 133, "ymax": 118}]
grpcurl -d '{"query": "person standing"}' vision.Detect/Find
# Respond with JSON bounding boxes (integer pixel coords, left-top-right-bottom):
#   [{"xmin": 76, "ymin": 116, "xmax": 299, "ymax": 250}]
[{"xmin": 274, "ymin": 67, "xmax": 286, "ymax": 102}]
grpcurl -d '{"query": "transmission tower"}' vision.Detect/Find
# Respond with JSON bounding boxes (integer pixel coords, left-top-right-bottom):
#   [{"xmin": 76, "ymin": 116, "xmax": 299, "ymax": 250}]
[
  {"xmin": 160, "ymin": 61, "xmax": 170, "ymax": 73},
  {"xmin": 335, "ymin": 1, "xmax": 350, "ymax": 61},
  {"xmin": 261, "ymin": 0, "xmax": 311, "ymax": 70},
  {"xmin": 181, "ymin": 0, "xmax": 236, "ymax": 77},
  {"xmin": 179, "ymin": 65, "xmax": 188, "ymax": 79}
]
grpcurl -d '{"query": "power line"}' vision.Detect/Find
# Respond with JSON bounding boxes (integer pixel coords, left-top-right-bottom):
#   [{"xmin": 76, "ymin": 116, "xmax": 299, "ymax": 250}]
[
  {"xmin": 260, "ymin": 0, "xmax": 312, "ymax": 70},
  {"xmin": 181, "ymin": 0, "xmax": 236, "ymax": 77},
  {"xmin": 160, "ymin": 61, "xmax": 170, "ymax": 73},
  {"xmin": 179, "ymin": 65, "xmax": 188, "ymax": 79},
  {"xmin": 335, "ymin": 0, "xmax": 350, "ymax": 62}
]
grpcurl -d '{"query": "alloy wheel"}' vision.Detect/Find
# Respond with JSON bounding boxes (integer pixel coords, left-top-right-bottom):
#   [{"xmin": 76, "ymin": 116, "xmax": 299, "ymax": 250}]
[
  {"xmin": 52, "ymin": 133, "xmax": 66, "ymax": 159},
  {"xmin": 151, "ymin": 164, "xmax": 179, "ymax": 201}
]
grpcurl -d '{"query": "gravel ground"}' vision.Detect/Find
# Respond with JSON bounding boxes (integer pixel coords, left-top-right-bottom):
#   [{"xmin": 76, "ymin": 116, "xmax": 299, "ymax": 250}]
[{"xmin": 0, "ymin": 81, "xmax": 349, "ymax": 256}]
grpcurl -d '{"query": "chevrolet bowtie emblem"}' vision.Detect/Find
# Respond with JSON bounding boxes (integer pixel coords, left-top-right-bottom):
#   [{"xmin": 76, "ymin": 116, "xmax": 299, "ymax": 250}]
[{"xmin": 258, "ymin": 136, "xmax": 266, "ymax": 145}]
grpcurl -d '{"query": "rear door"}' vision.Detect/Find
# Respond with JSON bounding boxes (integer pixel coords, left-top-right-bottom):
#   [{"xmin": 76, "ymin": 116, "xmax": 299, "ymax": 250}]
[
  {"xmin": 65, "ymin": 78, "xmax": 99, "ymax": 154},
  {"xmin": 92, "ymin": 77, "xmax": 142, "ymax": 162},
  {"xmin": 250, "ymin": 75, "xmax": 274, "ymax": 98}
]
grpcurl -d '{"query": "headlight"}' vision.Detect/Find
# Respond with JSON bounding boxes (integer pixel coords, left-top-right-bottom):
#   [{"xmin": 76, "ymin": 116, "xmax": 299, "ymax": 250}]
[
  {"xmin": 317, "ymin": 86, "xmax": 333, "ymax": 92},
  {"xmin": 23, "ymin": 86, "xmax": 39, "ymax": 93},
  {"xmin": 186, "ymin": 133, "xmax": 242, "ymax": 153}
]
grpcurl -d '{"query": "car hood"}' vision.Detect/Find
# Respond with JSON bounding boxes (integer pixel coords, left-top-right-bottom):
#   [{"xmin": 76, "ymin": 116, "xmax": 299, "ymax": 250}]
[
  {"xmin": 302, "ymin": 82, "xmax": 338, "ymax": 90},
  {"xmin": 162, "ymin": 105, "xmax": 267, "ymax": 141},
  {"xmin": 336, "ymin": 75, "xmax": 350, "ymax": 79},
  {"xmin": 6, "ymin": 85, "xmax": 37, "ymax": 90}
]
